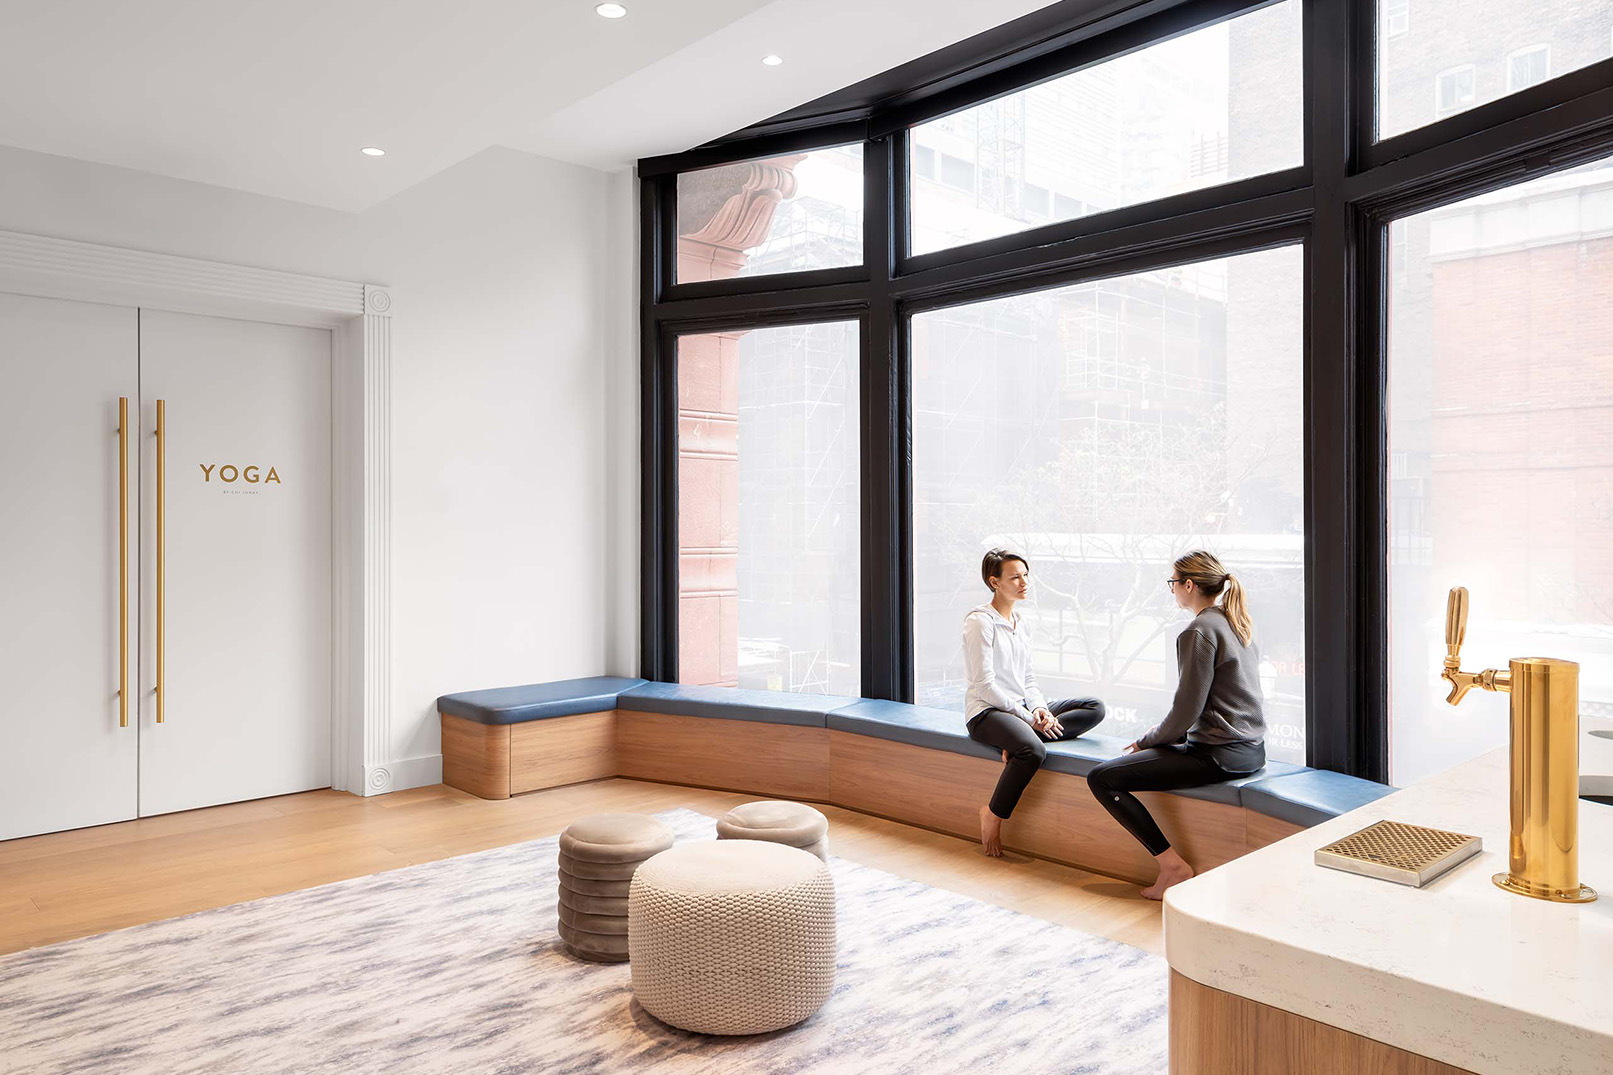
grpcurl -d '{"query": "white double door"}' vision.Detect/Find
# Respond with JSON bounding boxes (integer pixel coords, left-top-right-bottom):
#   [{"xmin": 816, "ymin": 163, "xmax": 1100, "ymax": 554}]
[{"xmin": 0, "ymin": 292, "xmax": 332, "ymax": 842}]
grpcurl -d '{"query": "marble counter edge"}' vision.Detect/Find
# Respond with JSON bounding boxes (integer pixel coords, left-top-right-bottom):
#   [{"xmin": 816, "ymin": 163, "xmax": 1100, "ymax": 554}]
[{"xmin": 1166, "ymin": 895, "xmax": 1609, "ymax": 1075}]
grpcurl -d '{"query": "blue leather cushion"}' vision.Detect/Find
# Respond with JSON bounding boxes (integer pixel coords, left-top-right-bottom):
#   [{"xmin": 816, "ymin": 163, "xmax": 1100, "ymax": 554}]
[
  {"xmin": 1240, "ymin": 769, "xmax": 1398, "ymax": 826},
  {"xmin": 827, "ymin": 699, "xmax": 998, "ymax": 759},
  {"xmin": 1041, "ymin": 733, "xmax": 1134, "ymax": 776},
  {"xmin": 437, "ymin": 676, "xmax": 646, "ymax": 725},
  {"xmin": 617, "ymin": 682, "xmax": 860, "ymax": 728}
]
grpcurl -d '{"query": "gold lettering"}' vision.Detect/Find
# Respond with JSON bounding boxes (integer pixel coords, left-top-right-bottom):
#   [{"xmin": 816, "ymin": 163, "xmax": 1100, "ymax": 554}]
[
  {"xmin": 200, "ymin": 463, "xmax": 215, "ymax": 482},
  {"xmin": 220, "ymin": 465, "xmax": 239, "ymax": 483},
  {"xmin": 265, "ymin": 466, "xmax": 281, "ymax": 484},
  {"xmin": 244, "ymin": 465, "xmax": 260, "ymax": 484}
]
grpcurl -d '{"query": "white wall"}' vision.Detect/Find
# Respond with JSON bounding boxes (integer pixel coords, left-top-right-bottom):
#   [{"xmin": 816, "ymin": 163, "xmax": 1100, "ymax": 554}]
[
  {"xmin": 603, "ymin": 169, "xmax": 641, "ymax": 678},
  {"xmin": 0, "ymin": 142, "xmax": 636, "ymax": 788}
]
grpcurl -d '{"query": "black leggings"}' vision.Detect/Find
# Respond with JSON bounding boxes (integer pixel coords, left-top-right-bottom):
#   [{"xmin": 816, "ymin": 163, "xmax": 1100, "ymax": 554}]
[
  {"xmin": 1086, "ymin": 745, "xmax": 1244, "ymax": 857},
  {"xmin": 967, "ymin": 697, "xmax": 1106, "ymax": 819}
]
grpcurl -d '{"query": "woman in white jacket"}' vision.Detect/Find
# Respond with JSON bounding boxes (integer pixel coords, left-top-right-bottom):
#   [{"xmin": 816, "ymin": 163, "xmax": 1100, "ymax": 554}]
[{"xmin": 963, "ymin": 548, "xmax": 1106, "ymax": 856}]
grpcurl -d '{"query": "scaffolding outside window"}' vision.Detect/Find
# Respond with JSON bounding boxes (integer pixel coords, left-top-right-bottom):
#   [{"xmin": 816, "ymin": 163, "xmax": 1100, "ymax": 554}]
[{"xmin": 908, "ymin": 0, "xmax": 1302, "ymax": 257}]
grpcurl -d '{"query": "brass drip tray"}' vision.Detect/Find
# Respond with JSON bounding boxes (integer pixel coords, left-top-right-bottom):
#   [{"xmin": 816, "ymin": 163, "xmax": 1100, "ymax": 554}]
[{"xmin": 1314, "ymin": 820, "xmax": 1482, "ymax": 887}]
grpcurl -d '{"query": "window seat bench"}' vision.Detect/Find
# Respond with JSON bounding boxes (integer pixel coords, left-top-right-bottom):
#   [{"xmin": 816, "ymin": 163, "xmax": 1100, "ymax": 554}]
[{"xmin": 437, "ymin": 677, "xmax": 1395, "ymax": 885}]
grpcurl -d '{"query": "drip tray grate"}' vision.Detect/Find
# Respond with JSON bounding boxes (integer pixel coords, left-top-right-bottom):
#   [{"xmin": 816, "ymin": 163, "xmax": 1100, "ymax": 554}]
[{"xmin": 1314, "ymin": 819, "xmax": 1482, "ymax": 887}]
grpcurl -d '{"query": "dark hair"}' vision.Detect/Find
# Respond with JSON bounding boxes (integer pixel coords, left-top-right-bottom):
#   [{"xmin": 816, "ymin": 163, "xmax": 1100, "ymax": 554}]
[
  {"xmin": 981, "ymin": 548, "xmax": 1028, "ymax": 591},
  {"xmin": 1173, "ymin": 549, "xmax": 1254, "ymax": 646}
]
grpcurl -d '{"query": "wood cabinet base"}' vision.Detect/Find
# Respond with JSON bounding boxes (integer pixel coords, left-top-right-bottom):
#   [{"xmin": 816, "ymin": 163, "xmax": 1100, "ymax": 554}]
[
  {"xmin": 441, "ymin": 715, "xmax": 511, "ymax": 800},
  {"xmin": 510, "ymin": 712, "xmax": 617, "ymax": 793},
  {"xmin": 618, "ymin": 714, "xmax": 830, "ymax": 802},
  {"xmin": 441, "ymin": 712, "xmax": 1309, "ymax": 879},
  {"xmin": 1169, "ymin": 971, "xmax": 1477, "ymax": 1075},
  {"xmin": 441, "ymin": 711, "xmax": 617, "ymax": 800}
]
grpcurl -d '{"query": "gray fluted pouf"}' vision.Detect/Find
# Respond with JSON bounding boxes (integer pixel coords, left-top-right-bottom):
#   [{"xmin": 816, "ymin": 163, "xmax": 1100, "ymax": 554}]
[
  {"xmin": 716, "ymin": 800, "xmax": 830, "ymax": 861},
  {"xmin": 629, "ymin": 840, "xmax": 836, "ymax": 1035},
  {"xmin": 556, "ymin": 813, "xmax": 674, "ymax": 963}
]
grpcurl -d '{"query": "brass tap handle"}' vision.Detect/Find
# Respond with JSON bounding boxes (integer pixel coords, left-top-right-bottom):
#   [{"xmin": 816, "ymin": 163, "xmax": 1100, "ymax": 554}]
[
  {"xmin": 1441, "ymin": 586, "xmax": 1509, "ymax": 705},
  {"xmin": 1444, "ymin": 586, "xmax": 1469, "ymax": 671}
]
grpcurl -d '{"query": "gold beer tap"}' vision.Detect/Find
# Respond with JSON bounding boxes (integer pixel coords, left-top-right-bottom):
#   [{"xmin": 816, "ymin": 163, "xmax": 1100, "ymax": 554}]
[
  {"xmin": 1442, "ymin": 586, "xmax": 1595, "ymax": 903},
  {"xmin": 1440, "ymin": 586, "xmax": 1510, "ymax": 705}
]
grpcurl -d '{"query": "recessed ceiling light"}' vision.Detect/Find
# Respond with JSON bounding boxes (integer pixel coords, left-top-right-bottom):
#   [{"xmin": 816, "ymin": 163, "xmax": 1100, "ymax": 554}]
[
  {"xmin": 595, "ymin": 3, "xmax": 627, "ymax": 17},
  {"xmin": 361, "ymin": 147, "xmax": 386, "ymax": 156},
  {"xmin": 762, "ymin": 54, "xmax": 783, "ymax": 66}
]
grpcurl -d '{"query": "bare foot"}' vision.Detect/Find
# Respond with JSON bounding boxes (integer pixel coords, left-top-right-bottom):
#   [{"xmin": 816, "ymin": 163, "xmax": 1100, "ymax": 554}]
[
  {"xmin": 979, "ymin": 804, "xmax": 1004, "ymax": 857},
  {"xmin": 1141, "ymin": 852, "xmax": 1195, "ymax": 900}
]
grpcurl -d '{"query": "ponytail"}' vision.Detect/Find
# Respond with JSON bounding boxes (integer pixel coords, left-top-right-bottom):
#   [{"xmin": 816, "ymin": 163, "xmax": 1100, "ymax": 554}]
[
  {"xmin": 1219, "ymin": 574, "xmax": 1254, "ymax": 647},
  {"xmin": 1173, "ymin": 549, "xmax": 1255, "ymax": 647}
]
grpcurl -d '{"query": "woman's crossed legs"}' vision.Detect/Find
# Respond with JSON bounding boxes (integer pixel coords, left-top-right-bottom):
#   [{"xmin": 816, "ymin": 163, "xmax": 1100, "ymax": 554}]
[{"xmin": 967, "ymin": 697, "xmax": 1105, "ymax": 856}]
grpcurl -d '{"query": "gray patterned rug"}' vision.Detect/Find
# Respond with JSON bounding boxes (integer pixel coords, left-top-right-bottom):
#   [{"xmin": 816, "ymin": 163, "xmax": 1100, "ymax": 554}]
[{"xmin": 0, "ymin": 808, "xmax": 1166, "ymax": 1075}]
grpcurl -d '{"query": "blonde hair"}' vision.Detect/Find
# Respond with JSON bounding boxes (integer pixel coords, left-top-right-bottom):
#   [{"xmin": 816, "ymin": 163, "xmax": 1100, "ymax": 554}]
[{"xmin": 1174, "ymin": 550, "xmax": 1254, "ymax": 647}]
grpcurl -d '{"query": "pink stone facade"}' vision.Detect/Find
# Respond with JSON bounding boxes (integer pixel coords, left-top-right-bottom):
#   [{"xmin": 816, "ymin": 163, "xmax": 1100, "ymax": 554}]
[{"xmin": 674, "ymin": 157, "xmax": 804, "ymax": 685}]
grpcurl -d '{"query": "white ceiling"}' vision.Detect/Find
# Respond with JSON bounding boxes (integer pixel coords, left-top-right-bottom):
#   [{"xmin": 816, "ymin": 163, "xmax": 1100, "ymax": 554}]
[{"xmin": 0, "ymin": 0, "xmax": 1059, "ymax": 213}]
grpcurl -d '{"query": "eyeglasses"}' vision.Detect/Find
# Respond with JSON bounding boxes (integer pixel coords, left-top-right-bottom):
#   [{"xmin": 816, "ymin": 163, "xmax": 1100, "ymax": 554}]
[{"xmin": 1166, "ymin": 577, "xmax": 1185, "ymax": 590}]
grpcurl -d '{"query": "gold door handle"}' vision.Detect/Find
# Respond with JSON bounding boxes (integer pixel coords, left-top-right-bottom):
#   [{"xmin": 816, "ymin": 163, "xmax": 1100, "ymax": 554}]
[
  {"xmin": 156, "ymin": 398, "xmax": 165, "ymax": 724},
  {"xmin": 118, "ymin": 397, "xmax": 129, "ymax": 728}
]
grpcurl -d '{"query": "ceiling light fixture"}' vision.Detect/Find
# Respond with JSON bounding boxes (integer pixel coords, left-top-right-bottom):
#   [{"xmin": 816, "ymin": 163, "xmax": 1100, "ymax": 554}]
[
  {"xmin": 595, "ymin": 3, "xmax": 628, "ymax": 17},
  {"xmin": 762, "ymin": 54, "xmax": 783, "ymax": 66},
  {"xmin": 361, "ymin": 146, "xmax": 386, "ymax": 156}
]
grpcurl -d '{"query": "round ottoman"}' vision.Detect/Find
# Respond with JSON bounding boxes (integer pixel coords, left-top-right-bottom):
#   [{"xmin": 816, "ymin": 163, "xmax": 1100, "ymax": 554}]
[
  {"xmin": 629, "ymin": 840, "xmax": 836, "ymax": 1035},
  {"xmin": 716, "ymin": 800, "xmax": 829, "ymax": 861},
  {"xmin": 556, "ymin": 813, "xmax": 674, "ymax": 963}
]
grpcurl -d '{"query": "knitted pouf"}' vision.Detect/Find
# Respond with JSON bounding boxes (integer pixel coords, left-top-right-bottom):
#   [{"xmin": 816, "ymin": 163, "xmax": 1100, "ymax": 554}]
[
  {"xmin": 556, "ymin": 813, "xmax": 674, "ymax": 963},
  {"xmin": 629, "ymin": 840, "xmax": 836, "ymax": 1035},
  {"xmin": 715, "ymin": 800, "xmax": 830, "ymax": 861}
]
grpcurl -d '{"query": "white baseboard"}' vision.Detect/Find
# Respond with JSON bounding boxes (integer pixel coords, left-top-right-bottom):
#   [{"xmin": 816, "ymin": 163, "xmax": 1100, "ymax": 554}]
[{"xmin": 361, "ymin": 754, "xmax": 444, "ymax": 796}]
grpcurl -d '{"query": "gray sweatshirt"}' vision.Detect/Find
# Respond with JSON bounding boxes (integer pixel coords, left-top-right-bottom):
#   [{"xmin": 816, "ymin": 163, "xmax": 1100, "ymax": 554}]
[{"xmin": 1136, "ymin": 607, "xmax": 1266, "ymax": 763}]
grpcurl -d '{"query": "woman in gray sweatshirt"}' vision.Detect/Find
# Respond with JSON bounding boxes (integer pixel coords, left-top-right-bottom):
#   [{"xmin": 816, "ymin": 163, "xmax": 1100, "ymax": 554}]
[{"xmin": 1086, "ymin": 550, "xmax": 1266, "ymax": 900}]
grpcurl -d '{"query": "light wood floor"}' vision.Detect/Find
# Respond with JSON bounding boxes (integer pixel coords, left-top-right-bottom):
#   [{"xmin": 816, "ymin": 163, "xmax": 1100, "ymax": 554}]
[{"xmin": 0, "ymin": 778, "xmax": 1165, "ymax": 957}]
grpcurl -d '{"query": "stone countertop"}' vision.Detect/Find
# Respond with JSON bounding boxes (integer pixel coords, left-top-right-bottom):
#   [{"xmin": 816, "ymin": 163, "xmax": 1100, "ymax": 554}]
[
  {"xmin": 1581, "ymin": 716, "xmax": 1613, "ymax": 798},
  {"xmin": 1165, "ymin": 737, "xmax": 1613, "ymax": 1075}
]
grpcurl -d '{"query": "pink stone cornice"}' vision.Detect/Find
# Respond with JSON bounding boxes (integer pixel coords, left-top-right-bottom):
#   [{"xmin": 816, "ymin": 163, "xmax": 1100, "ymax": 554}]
[{"xmin": 681, "ymin": 155, "xmax": 808, "ymax": 252}]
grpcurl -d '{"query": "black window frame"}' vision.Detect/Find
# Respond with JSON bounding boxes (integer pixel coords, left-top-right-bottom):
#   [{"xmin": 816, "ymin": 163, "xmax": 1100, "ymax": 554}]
[{"xmin": 638, "ymin": 0, "xmax": 1613, "ymax": 781}]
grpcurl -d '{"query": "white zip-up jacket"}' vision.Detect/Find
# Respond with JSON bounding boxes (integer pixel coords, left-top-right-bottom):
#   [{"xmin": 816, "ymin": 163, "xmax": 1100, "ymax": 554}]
[{"xmin": 961, "ymin": 603, "xmax": 1048, "ymax": 725}]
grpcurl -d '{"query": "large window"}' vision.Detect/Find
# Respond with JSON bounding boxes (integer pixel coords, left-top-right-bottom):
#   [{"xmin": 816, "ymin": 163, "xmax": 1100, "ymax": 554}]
[
  {"xmin": 675, "ymin": 322, "xmax": 861, "ymax": 694},
  {"xmin": 643, "ymin": 0, "xmax": 1613, "ymax": 779},
  {"xmin": 912, "ymin": 246, "xmax": 1307, "ymax": 763},
  {"xmin": 1387, "ymin": 154, "xmax": 1613, "ymax": 785},
  {"xmin": 908, "ymin": 0, "xmax": 1302, "ymax": 257},
  {"xmin": 676, "ymin": 145, "xmax": 863, "ymax": 283},
  {"xmin": 1377, "ymin": 0, "xmax": 1613, "ymax": 140}
]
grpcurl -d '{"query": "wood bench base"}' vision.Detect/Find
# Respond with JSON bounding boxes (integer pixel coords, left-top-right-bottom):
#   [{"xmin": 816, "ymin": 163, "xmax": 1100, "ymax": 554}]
[
  {"xmin": 441, "ymin": 711, "xmax": 617, "ymax": 799},
  {"xmin": 440, "ymin": 709, "xmax": 1305, "ymax": 883}
]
